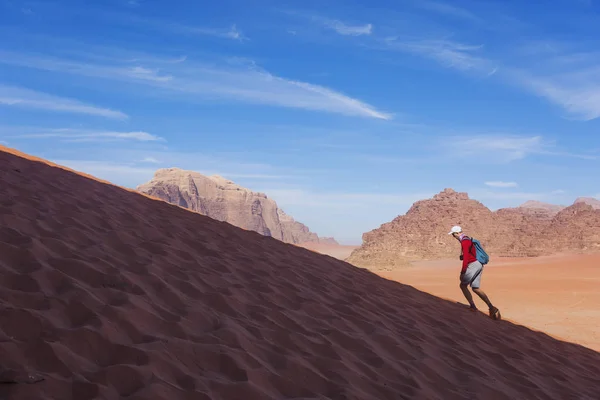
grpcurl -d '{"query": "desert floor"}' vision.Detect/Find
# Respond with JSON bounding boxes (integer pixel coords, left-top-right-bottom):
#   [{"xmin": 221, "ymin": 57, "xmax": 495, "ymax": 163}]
[
  {"xmin": 382, "ymin": 253, "xmax": 600, "ymax": 352},
  {"xmin": 297, "ymin": 243, "xmax": 358, "ymax": 260}
]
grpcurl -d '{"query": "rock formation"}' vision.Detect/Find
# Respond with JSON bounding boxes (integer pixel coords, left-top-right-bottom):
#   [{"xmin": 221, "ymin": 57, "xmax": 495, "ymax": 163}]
[
  {"xmin": 137, "ymin": 168, "xmax": 337, "ymax": 245},
  {"xmin": 515, "ymin": 200, "xmax": 566, "ymax": 217},
  {"xmin": 574, "ymin": 197, "xmax": 600, "ymax": 209},
  {"xmin": 347, "ymin": 188, "xmax": 600, "ymax": 270}
]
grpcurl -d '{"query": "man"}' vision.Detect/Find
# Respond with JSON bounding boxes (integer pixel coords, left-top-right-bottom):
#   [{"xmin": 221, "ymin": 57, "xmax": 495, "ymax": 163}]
[{"xmin": 448, "ymin": 225, "xmax": 500, "ymax": 319}]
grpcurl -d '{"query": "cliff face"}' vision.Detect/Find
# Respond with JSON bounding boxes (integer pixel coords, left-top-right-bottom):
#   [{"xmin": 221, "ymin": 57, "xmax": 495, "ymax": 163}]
[
  {"xmin": 136, "ymin": 168, "xmax": 337, "ymax": 245},
  {"xmin": 347, "ymin": 188, "xmax": 600, "ymax": 270}
]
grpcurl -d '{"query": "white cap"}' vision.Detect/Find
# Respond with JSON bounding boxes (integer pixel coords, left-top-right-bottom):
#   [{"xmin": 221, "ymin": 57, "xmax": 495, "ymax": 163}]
[{"xmin": 448, "ymin": 225, "xmax": 462, "ymax": 235}]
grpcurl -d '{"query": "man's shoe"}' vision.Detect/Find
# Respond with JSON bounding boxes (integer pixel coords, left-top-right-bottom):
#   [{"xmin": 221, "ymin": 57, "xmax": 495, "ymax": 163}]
[{"xmin": 489, "ymin": 306, "xmax": 500, "ymax": 320}]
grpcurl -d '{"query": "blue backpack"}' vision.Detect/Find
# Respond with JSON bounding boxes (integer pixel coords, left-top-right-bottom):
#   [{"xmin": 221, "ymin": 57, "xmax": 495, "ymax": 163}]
[{"xmin": 469, "ymin": 237, "xmax": 490, "ymax": 265}]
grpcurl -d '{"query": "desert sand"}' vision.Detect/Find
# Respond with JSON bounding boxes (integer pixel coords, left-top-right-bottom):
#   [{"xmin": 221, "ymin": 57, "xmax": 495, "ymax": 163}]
[
  {"xmin": 297, "ymin": 242, "xmax": 359, "ymax": 261},
  {"xmin": 2, "ymin": 145, "xmax": 600, "ymax": 399},
  {"xmin": 384, "ymin": 253, "xmax": 600, "ymax": 353}
]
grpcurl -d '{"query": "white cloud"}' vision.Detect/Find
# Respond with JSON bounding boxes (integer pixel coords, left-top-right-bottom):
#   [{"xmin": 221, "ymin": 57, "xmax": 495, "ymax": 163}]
[
  {"xmin": 321, "ymin": 19, "xmax": 373, "ymax": 36},
  {"xmin": 304, "ymin": 14, "xmax": 372, "ymax": 36},
  {"xmin": 179, "ymin": 23, "xmax": 245, "ymax": 41},
  {"xmin": 485, "ymin": 181, "xmax": 518, "ymax": 188},
  {"xmin": 443, "ymin": 134, "xmax": 547, "ymax": 161},
  {"xmin": 7, "ymin": 128, "xmax": 163, "ymax": 142},
  {"xmin": 0, "ymin": 51, "xmax": 391, "ymax": 120},
  {"xmin": 513, "ymin": 69, "xmax": 600, "ymax": 121},
  {"xmin": 128, "ymin": 66, "xmax": 173, "ymax": 82},
  {"xmin": 140, "ymin": 157, "xmax": 160, "ymax": 163},
  {"xmin": 382, "ymin": 38, "xmax": 497, "ymax": 75},
  {"xmin": 375, "ymin": 31, "xmax": 600, "ymax": 120},
  {"xmin": 0, "ymin": 84, "xmax": 127, "ymax": 119},
  {"xmin": 99, "ymin": 10, "xmax": 246, "ymax": 41},
  {"xmin": 414, "ymin": 0, "xmax": 481, "ymax": 22}
]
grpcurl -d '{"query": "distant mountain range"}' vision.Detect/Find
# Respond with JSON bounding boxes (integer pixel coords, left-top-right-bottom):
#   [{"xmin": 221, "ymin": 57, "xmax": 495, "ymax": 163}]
[
  {"xmin": 347, "ymin": 188, "xmax": 600, "ymax": 271},
  {"xmin": 517, "ymin": 197, "xmax": 600, "ymax": 216}
]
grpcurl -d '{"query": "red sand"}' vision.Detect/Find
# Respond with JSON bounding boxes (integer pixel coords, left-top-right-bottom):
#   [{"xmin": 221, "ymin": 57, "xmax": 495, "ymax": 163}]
[
  {"xmin": 1, "ymin": 145, "xmax": 600, "ymax": 399},
  {"xmin": 385, "ymin": 253, "xmax": 600, "ymax": 352}
]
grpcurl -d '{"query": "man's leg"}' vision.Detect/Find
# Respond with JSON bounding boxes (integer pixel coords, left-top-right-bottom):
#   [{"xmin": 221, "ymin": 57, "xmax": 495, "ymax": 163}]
[
  {"xmin": 472, "ymin": 288, "xmax": 493, "ymax": 309},
  {"xmin": 459, "ymin": 268, "xmax": 477, "ymax": 309},
  {"xmin": 460, "ymin": 282, "xmax": 477, "ymax": 309},
  {"xmin": 470, "ymin": 265, "xmax": 499, "ymax": 317}
]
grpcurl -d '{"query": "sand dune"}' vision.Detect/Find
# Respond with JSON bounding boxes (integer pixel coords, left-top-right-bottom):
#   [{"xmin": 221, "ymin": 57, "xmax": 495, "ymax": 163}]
[{"xmin": 1, "ymin": 145, "xmax": 600, "ymax": 399}]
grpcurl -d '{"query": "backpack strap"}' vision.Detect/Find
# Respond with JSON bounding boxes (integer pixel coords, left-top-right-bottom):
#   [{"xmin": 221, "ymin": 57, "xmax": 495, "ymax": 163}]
[{"xmin": 468, "ymin": 236, "xmax": 476, "ymax": 256}]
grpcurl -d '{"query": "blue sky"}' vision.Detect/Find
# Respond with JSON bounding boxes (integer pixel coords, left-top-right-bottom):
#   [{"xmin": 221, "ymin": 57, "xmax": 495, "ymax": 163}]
[{"xmin": 1, "ymin": 0, "xmax": 599, "ymax": 244}]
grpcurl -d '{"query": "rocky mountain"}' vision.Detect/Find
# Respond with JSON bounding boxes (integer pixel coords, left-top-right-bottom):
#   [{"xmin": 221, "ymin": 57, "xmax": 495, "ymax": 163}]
[
  {"xmin": 516, "ymin": 200, "xmax": 566, "ymax": 217},
  {"xmin": 137, "ymin": 168, "xmax": 337, "ymax": 245},
  {"xmin": 347, "ymin": 188, "xmax": 600, "ymax": 271},
  {"xmin": 574, "ymin": 197, "xmax": 600, "ymax": 209}
]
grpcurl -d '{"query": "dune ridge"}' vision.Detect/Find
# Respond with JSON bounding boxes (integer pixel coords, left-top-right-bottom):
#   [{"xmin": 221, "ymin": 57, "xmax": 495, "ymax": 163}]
[{"xmin": 1, "ymin": 146, "xmax": 600, "ymax": 399}]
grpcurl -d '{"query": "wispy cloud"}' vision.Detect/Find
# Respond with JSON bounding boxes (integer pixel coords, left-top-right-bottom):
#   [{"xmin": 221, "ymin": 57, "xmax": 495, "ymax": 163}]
[
  {"xmin": 182, "ymin": 23, "xmax": 245, "ymax": 40},
  {"xmin": 5, "ymin": 128, "xmax": 163, "ymax": 142},
  {"xmin": 414, "ymin": 0, "xmax": 481, "ymax": 22},
  {"xmin": 318, "ymin": 17, "xmax": 373, "ymax": 36},
  {"xmin": 292, "ymin": 12, "xmax": 374, "ymax": 36},
  {"xmin": 140, "ymin": 156, "xmax": 160, "ymax": 163},
  {"xmin": 382, "ymin": 38, "xmax": 497, "ymax": 75},
  {"xmin": 443, "ymin": 133, "xmax": 596, "ymax": 162},
  {"xmin": 119, "ymin": 13, "xmax": 246, "ymax": 41},
  {"xmin": 498, "ymin": 41, "xmax": 600, "ymax": 120},
  {"xmin": 0, "ymin": 84, "xmax": 127, "ymax": 119},
  {"xmin": 511, "ymin": 68, "xmax": 600, "ymax": 121},
  {"xmin": 0, "ymin": 51, "xmax": 392, "ymax": 120},
  {"xmin": 128, "ymin": 66, "xmax": 173, "ymax": 82},
  {"xmin": 380, "ymin": 33, "xmax": 600, "ymax": 120},
  {"xmin": 485, "ymin": 181, "xmax": 518, "ymax": 188},
  {"xmin": 444, "ymin": 134, "xmax": 547, "ymax": 161}
]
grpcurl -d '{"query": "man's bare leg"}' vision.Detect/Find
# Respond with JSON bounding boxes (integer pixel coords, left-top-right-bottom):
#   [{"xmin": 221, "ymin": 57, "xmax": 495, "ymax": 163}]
[
  {"xmin": 473, "ymin": 288, "xmax": 500, "ymax": 318},
  {"xmin": 472, "ymin": 288, "xmax": 494, "ymax": 309},
  {"xmin": 460, "ymin": 283, "xmax": 477, "ymax": 309}
]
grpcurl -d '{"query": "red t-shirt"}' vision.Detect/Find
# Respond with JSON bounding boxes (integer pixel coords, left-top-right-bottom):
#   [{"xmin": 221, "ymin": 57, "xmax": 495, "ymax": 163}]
[{"xmin": 460, "ymin": 235, "xmax": 477, "ymax": 273}]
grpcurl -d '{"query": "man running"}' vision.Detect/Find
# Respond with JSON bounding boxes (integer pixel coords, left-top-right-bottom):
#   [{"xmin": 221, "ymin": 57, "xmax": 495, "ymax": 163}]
[{"xmin": 448, "ymin": 225, "xmax": 500, "ymax": 319}]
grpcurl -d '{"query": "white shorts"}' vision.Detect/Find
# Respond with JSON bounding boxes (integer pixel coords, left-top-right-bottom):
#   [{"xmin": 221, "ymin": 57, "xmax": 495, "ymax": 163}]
[{"xmin": 460, "ymin": 261, "xmax": 484, "ymax": 289}]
